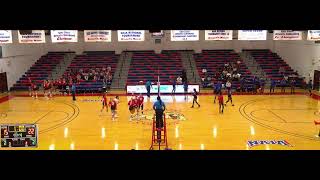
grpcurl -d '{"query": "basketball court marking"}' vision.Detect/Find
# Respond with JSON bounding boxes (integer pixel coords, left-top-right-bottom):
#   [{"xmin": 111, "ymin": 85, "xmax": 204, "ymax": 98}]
[{"xmin": 239, "ymin": 96, "xmax": 320, "ymax": 141}]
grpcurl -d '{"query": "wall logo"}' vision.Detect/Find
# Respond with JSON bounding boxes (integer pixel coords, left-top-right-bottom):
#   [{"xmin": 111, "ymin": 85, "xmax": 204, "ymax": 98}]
[{"xmin": 247, "ymin": 140, "xmax": 292, "ymax": 148}]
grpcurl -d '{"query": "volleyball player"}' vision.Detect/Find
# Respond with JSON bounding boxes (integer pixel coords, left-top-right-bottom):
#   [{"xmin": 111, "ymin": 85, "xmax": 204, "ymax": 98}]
[
  {"xmin": 290, "ymin": 78, "xmax": 296, "ymax": 94},
  {"xmin": 28, "ymin": 77, "xmax": 32, "ymax": 96},
  {"xmin": 113, "ymin": 96, "xmax": 120, "ymax": 118},
  {"xmin": 62, "ymin": 78, "xmax": 67, "ymax": 96},
  {"xmin": 137, "ymin": 93, "xmax": 144, "ymax": 115},
  {"xmin": 280, "ymin": 78, "xmax": 286, "ymax": 93},
  {"xmin": 218, "ymin": 92, "xmax": 224, "ymax": 114},
  {"xmin": 47, "ymin": 80, "xmax": 53, "ymax": 99},
  {"xmin": 43, "ymin": 80, "xmax": 49, "ymax": 99},
  {"xmin": 108, "ymin": 97, "xmax": 117, "ymax": 121},
  {"xmin": 191, "ymin": 88, "xmax": 200, "ymax": 108},
  {"xmin": 128, "ymin": 96, "xmax": 138, "ymax": 121},
  {"xmin": 52, "ymin": 79, "xmax": 58, "ymax": 95},
  {"xmin": 270, "ymin": 79, "xmax": 276, "ymax": 94},
  {"xmin": 183, "ymin": 81, "xmax": 188, "ymax": 100},
  {"xmin": 172, "ymin": 79, "xmax": 176, "ymax": 95},
  {"xmin": 31, "ymin": 81, "xmax": 38, "ymax": 99},
  {"xmin": 225, "ymin": 88, "xmax": 234, "ymax": 106},
  {"xmin": 101, "ymin": 92, "xmax": 108, "ymax": 113},
  {"xmin": 214, "ymin": 81, "xmax": 222, "ymax": 104}
]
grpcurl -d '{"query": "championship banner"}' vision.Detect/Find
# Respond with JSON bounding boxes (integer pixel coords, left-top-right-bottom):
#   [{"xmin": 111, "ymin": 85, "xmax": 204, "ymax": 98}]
[
  {"xmin": 171, "ymin": 30, "xmax": 199, "ymax": 41},
  {"xmin": 84, "ymin": 30, "xmax": 112, "ymax": 42},
  {"xmin": 205, "ymin": 30, "xmax": 233, "ymax": 40},
  {"xmin": 117, "ymin": 30, "xmax": 145, "ymax": 41},
  {"xmin": 307, "ymin": 30, "xmax": 320, "ymax": 41},
  {"xmin": 51, "ymin": 30, "xmax": 78, "ymax": 43},
  {"xmin": 18, "ymin": 30, "xmax": 46, "ymax": 43},
  {"xmin": 273, "ymin": 30, "xmax": 302, "ymax": 40},
  {"xmin": 0, "ymin": 30, "xmax": 12, "ymax": 44},
  {"xmin": 238, "ymin": 30, "xmax": 267, "ymax": 40}
]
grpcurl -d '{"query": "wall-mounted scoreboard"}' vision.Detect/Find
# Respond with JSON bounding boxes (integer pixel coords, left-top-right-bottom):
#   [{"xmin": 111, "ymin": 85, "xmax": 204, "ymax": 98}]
[{"xmin": 1, "ymin": 124, "xmax": 38, "ymax": 148}]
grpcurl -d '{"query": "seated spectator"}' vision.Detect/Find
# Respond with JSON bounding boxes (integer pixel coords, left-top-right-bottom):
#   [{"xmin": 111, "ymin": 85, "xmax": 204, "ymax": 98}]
[
  {"xmin": 222, "ymin": 70, "xmax": 228, "ymax": 76},
  {"xmin": 279, "ymin": 66, "xmax": 285, "ymax": 74},
  {"xmin": 202, "ymin": 68, "xmax": 207, "ymax": 74},
  {"xmin": 226, "ymin": 72, "xmax": 232, "ymax": 78},
  {"xmin": 76, "ymin": 74, "xmax": 81, "ymax": 82},
  {"xmin": 84, "ymin": 73, "xmax": 89, "ymax": 81},
  {"xmin": 177, "ymin": 76, "xmax": 182, "ymax": 84}
]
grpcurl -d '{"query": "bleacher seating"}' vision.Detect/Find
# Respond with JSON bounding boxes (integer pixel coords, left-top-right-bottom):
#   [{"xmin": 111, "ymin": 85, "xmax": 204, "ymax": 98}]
[
  {"xmin": 10, "ymin": 52, "xmax": 73, "ymax": 91},
  {"xmin": 243, "ymin": 49, "xmax": 303, "ymax": 87},
  {"xmin": 63, "ymin": 51, "xmax": 119, "ymax": 93},
  {"xmin": 193, "ymin": 50, "xmax": 253, "ymax": 89},
  {"xmin": 126, "ymin": 50, "xmax": 184, "ymax": 85}
]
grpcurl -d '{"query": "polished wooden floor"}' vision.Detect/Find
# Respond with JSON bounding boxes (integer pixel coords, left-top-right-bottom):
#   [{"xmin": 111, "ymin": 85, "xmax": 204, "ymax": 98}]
[{"xmin": 0, "ymin": 89, "xmax": 320, "ymax": 150}]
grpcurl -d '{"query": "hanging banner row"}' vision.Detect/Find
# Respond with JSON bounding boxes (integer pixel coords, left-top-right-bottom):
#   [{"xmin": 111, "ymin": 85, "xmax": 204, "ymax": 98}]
[{"xmin": 1, "ymin": 30, "xmax": 320, "ymax": 44}]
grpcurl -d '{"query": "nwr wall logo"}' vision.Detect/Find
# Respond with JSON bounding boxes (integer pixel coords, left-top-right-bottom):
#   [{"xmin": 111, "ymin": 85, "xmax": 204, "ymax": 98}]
[{"xmin": 247, "ymin": 140, "xmax": 292, "ymax": 148}]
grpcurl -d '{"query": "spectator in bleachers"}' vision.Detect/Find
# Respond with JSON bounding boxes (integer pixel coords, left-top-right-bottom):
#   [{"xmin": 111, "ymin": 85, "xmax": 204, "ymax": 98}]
[
  {"xmin": 177, "ymin": 76, "xmax": 182, "ymax": 84},
  {"xmin": 237, "ymin": 60, "xmax": 241, "ymax": 69},
  {"xmin": 226, "ymin": 80, "xmax": 232, "ymax": 91},
  {"xmin": 279, "ymin": 66, "xmax": 285, "ymax": 75},
  {"xmin": 202, "ymin": 68, "xmax": 207, "ymax": 74}
]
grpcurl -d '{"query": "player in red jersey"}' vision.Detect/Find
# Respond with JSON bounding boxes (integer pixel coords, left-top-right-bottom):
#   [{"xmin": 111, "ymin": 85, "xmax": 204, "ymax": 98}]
[
  {"xmin": 128, "ymin": 95, "xmax": 138, "ymax": 121},
  {"xmin": 218, "ymin": 91, "xmax": 224, "ymax": 114},
  {"xmin": 137, "ymin": 93, "xmax": 144, "ymax": 115},
  {"xmin": 28, "ymin": 77, "xmax": 32, "ymax": 96},
  {"xmin": 47, "ymin": 80, "xmax": 53, "ymax": 99},
  {"xmin": 101, "ymin": 92, "xmax": 108, "ymax": 112},
  {"xmin": 62, "ymin": 78, "xmax": 67, "ymax": 95},
  {"xmin": 31, "ymin": 81, "xmax": 38, "ymax": 99},
  {"xmin": 43, "ymin": 80, "xmax": 49, "ymax": 99},
  {"xmin": 108, "ymin": 96, "xmax": 119, "ymax": 121},
  {"xmin": 52, "ymin": 79, "xmax": 58, "ymax": 95}
]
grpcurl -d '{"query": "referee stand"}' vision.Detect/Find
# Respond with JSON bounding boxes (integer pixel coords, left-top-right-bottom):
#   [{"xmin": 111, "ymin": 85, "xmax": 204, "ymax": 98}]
[{"xmin": 150, "ymin": 113, "xmax": 168, "ymax": 150}]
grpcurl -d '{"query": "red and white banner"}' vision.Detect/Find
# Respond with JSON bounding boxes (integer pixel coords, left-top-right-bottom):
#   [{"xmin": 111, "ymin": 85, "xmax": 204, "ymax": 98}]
[
  {"xmin": 0, "ymin": 30, "xmax": 12, "ymax": 44},
  {"xmin": 84, "ymin": 30, "xmax": 111, "ymax": 42},
  {"xmin": 117, "ymin": 30, "xmax": 145, "ymax": 41},
  {"xmin": 205, "ymin": 30, "xmax": 233, "ymax": 40},
  {"xmin": 273, "ymin": 30, "xmax": 302, "ymax": 40},
  {"xmin": 51, "ymin": 30, "xmax": 78, "ymax": 43},
  {"xmin": 171, "ymin": 30, "xmax": 199, "ymax": 41},
  {"xmin": 18, "ymin": 30, "xmax": 46, "ymax": 43},
  {"xmin": 307, "ymin": 30, "xmax": 320, "ymax": 41},
  {"xmin": 238, "ymin": 30, "xmax": 267, "ymax": 40}
]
